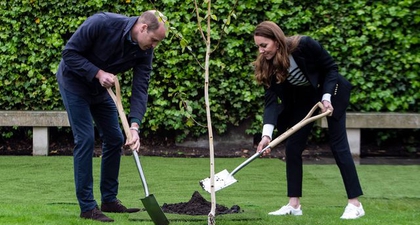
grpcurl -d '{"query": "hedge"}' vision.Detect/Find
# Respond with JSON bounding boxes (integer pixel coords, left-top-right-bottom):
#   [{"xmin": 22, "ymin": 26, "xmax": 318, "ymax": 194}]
[{"xmin": 0, "ymin": 0, "xmax": 419, "ymax": 147}]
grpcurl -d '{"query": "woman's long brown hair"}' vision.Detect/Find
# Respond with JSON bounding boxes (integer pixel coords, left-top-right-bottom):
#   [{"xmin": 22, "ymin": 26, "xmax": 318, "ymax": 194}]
[{"xmin": 253, "ymin": 21, "xmax": 302, "ymax": 88}]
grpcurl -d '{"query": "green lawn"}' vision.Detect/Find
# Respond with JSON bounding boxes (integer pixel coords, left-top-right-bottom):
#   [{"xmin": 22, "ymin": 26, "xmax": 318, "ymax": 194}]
[{"xmin": 0, "ymin": 156, "xmax": 419, "ymax": 224}]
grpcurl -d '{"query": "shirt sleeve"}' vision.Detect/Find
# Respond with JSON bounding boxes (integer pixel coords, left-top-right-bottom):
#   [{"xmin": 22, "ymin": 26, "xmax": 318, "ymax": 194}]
[
  {"xmin": 322, "ymin": 93, "xmax": 331, "ymax": 102},
  {"xmin": 262, "ymin": 124, "xmax": 275, "ymax": 139}
]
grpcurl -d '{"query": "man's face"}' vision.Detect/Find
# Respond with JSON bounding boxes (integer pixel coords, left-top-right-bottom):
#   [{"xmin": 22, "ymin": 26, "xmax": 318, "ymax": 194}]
[{"xmin": 133, "ymin": 23, "xmax": 166, "ymax": 50}]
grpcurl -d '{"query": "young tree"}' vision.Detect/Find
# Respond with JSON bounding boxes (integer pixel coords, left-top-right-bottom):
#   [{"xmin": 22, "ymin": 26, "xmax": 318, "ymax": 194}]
[
  {"xmin": 154, "ymin": 0, "xmax": 238, "ymax": 223},
  {"xmin": 191, "ymin": 1, "xmax": 238, "ymax": 224}
]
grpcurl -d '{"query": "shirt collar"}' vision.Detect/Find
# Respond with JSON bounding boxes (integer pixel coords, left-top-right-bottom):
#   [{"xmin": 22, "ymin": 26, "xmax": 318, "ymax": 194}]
[
  {"xmin": 127, "ymin": 32, "xmax": 138, "ymax": 45},
  {"xmin": 124, "ymin": 16, "xmax": 140, "ymax": 45}
]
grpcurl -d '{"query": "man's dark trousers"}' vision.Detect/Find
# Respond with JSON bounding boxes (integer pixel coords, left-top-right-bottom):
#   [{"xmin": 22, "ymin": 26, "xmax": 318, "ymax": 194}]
[{"xmin": 59, "ymin": 84, "xmax": 124, "ymax": 212}]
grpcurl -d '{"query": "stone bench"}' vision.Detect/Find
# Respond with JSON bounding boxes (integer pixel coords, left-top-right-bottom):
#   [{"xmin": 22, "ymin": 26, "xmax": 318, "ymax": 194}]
[
  {"xmin": 318, "ymin": 112, "xmax": 420, "ymax": 157},
  {"xmin": 1, "ymin": 111, "xmax": 419, "ymax": 157},
  {"xmin": 0, "ymin": 111, "xmax": 70, "ymax": 156}
]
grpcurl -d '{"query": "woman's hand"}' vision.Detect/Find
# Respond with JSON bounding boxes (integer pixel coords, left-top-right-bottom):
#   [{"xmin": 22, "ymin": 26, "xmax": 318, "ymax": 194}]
[
  {"xmin": 322, "ymin": 100, "xmax": 334, "ymax": 115},
  {"xmin": 257, "ymin": 135, "xmax": 271, "ymax": 156}
]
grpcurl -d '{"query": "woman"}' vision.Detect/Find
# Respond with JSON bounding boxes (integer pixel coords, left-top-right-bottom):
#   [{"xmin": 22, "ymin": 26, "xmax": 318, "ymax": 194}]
[{"xmin": 254, "ymin": 21, "xmax": 364, "ymax": 219}]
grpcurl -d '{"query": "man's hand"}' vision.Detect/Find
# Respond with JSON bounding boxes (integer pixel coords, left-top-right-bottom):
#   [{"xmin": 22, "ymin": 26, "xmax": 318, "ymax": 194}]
[
  {"xmin": 125, "ymin": 123, "xmax": 140, "ymax": 152},
  {"xmin": 96, "ymin": 70, "xmax": 115, "ymax": 88},
  {"xmin": 126, "ymin": 130, "xmax": 140, "ymax": 152}
]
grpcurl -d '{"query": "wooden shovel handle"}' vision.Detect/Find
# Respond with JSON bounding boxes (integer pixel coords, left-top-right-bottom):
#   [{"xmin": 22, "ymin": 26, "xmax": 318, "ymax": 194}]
[
  {"xmin": 106, "ymin": 78, "xmax": 133, "ymax": 147},
  {"xmin": 229, "ymin": 102, "xmax": 331, "ymax": 176},
  {"xmin": 268, "ymin": 102, "xmax": 331, "ymax": 148},
  {"xmin": 107, "ymin": 78, "xmax": 151, "ymax": 196}
]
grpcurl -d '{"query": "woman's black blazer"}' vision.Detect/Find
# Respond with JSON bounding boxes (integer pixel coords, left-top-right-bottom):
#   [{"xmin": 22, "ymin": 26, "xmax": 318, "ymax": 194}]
[{"xmin": 263, "ymin": 36, "xmax": 352, "ymax": 125}]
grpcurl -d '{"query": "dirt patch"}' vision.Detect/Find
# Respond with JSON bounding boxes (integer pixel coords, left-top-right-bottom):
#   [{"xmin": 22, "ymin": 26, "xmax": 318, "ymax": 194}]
[{"xmin": 161, "ymin": 191, "xmax": 241, "ymax": 215}]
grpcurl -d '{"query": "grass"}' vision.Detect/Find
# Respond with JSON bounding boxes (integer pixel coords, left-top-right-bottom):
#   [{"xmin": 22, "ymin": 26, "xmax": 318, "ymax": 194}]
[{"xmin": 0, "ymin": 155, "xmax": 419, "ymax": 224}]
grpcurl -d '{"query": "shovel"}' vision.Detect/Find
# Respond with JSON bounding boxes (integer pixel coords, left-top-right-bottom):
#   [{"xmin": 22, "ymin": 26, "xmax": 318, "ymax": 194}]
[
  {"xmin": 107, "ymin": 78, "xmax": 169, "ymax": 225},
  {"xmin": 200, "ymin": 102, "xmax": 332, "ymax": 193}
]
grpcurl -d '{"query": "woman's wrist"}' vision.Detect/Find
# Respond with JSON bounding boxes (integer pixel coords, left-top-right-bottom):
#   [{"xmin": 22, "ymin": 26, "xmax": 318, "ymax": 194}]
[{"xmin": 262, "ymin": 135, "xmax": 272, "ymax": 141}]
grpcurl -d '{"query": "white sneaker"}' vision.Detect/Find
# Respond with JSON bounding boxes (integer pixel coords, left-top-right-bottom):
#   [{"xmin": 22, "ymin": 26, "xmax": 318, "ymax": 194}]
[
  {"xmin": 340, "ymin": 203, "xmax": 365, "ymax": 219},
  {"xmin": 268, "ymin": 204, "xmax": 303, "ymax": 216}
]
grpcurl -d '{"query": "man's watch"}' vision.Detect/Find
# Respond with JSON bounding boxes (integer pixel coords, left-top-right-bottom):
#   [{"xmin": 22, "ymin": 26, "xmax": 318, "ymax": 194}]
[{"xmin": 129, "ymin": 127, "xmax": 140, "ymax": 134}]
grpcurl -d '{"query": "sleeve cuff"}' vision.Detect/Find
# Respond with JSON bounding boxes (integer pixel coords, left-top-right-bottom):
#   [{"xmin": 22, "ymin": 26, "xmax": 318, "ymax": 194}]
[
  {"xmin": 262, "ymin": 124, "xmax": 275, "ymax": 140},
  {"xmin": 322, "ymin": 93, "xmax": 331, "ymax": 102},
  {"xmin": 129, "ymin": 117, "xmax": 141, "ymax": 127}
]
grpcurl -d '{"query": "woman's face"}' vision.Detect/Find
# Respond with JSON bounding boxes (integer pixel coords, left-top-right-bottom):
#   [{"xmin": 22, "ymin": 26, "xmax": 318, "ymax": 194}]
[{"xmin": 254, "ymin": 35, "xmax": 278, "ymax": 60}]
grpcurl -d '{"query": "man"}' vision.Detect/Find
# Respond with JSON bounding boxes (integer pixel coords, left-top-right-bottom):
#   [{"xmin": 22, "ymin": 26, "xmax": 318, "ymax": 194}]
[{"xmin": 56, "ymin": 10, "xmax": 167, "ymax": 222}]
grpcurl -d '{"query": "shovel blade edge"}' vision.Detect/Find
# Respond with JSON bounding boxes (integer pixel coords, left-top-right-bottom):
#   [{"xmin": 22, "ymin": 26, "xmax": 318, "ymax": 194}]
[
  {"xmin": 199, "ymin": 169, "xmax": 238, "ymax": 193},
  {"xmin": 141, "ymin": 194, "xmax": 169, "ymax": 225}
]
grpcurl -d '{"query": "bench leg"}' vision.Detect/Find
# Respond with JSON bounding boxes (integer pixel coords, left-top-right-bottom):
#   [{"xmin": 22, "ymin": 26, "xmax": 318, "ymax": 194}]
[
  {"xmin": 346, "ymin": 128, "xmax": 360, "ymax": 158},
  {"xmin": 33, "ymin": 127, "xmax": 49, "ymax": 156}
]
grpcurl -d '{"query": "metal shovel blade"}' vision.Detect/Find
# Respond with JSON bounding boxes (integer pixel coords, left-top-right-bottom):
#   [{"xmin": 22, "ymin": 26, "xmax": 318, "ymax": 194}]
[
  {"xmin": 133, "ymin": 151, "xmax": 169, "ymax": 225},
  {"xmin": 199, "ymin": 169, "xmax": 238, "ymax": 193},
  {"xmin": 141, "ymin": 194, "xmax": 169, "ymax": 225}
]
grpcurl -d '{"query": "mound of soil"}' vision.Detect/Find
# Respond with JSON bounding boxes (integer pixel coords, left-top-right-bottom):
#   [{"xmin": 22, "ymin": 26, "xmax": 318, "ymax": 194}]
[{"xmin": 161, "ymin": 191, "xmax": 241, "ymax": 215}]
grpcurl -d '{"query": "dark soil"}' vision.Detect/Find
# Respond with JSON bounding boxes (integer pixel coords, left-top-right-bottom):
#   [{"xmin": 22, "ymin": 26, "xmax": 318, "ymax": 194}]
[{"xmin": 161, "ymin": 191, "xmax": 241, "ymax": 215}]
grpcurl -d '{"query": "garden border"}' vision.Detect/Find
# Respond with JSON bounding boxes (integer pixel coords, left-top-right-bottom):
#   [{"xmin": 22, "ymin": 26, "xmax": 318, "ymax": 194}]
[{"xmin": 1, "ymin": 111, "xmax": 419, "ymax": 156}]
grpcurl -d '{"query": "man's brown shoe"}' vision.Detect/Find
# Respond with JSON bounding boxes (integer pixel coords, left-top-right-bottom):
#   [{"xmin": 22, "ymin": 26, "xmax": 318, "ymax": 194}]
[
  {"xmin": 80, "ymin": 206, "xmax": 114, "ymax": 222},
  {"xmin": 101, "ymin": 200, "xmax": 140, "ymax": 213}
]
